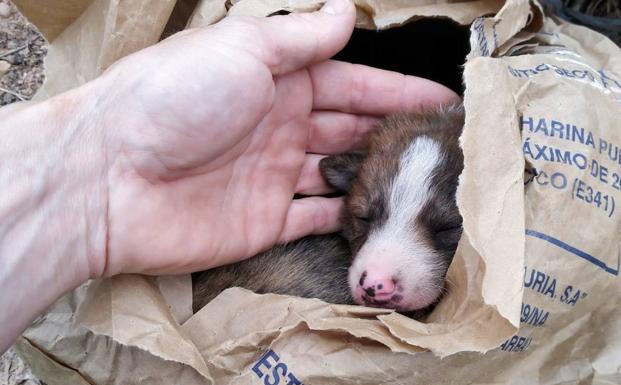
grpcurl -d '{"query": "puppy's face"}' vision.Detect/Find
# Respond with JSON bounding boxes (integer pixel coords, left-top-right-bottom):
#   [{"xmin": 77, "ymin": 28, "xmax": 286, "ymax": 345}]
[{"xmin": 321, "ymin": 107, "xmax": 464, "ymax": 312}]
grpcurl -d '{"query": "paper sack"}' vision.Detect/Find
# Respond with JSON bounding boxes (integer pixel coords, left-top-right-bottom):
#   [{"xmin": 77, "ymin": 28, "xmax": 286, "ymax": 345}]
[{"xmin": 12, "ymin": 0, "xmax": 621, "ymax": 383}]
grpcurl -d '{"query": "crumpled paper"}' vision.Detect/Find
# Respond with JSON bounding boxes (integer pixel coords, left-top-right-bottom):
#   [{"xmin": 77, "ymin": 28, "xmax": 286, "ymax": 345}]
[{"xmin": 12, "ymin": 0, "xmax": 621, "ymax": 384}]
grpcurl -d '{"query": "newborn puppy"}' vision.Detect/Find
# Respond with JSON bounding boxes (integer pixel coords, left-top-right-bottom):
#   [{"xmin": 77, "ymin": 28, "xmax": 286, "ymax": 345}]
[
  {"xmin": 322, "ymin": 104, "xmax": 464, "ymax": 312},
  {"xmin": 192, "ymin": 104, "xmax": 464, "ymax": 314},
  {"xmin": 192, "ymin": 235, "xmax": 352, "ymax": 311}
]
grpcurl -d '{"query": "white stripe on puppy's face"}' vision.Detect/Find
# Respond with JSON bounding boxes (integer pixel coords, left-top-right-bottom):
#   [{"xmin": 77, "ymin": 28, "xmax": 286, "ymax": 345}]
[
  {"xmin": 387, "ymin": 136, "xmax": 441, "ymax": 235},
  {"xmin": 349, "ymin": 136, "xmax": 447, "ymax": 311}
]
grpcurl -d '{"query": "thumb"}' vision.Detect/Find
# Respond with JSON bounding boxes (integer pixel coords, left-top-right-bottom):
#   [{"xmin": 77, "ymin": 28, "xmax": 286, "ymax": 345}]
[{"xmin": 235, "ymin": 0, "xmax": 356, "ymax": 75}]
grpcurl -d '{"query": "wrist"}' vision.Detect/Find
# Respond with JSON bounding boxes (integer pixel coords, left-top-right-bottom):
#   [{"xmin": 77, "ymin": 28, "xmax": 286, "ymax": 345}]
[
  {"xmin": 38, "ymin": 78, "xmax": 112, "ymax": 283},
  {"xmin": 0, "ymin": 78, "xmax": 111, "ymax": 351}
]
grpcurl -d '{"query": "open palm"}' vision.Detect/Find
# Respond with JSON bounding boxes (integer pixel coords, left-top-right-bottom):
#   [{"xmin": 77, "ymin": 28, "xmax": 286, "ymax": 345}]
[{"xmin": 100, "ymin": 1, "xmax": 458, "ymax": 276}]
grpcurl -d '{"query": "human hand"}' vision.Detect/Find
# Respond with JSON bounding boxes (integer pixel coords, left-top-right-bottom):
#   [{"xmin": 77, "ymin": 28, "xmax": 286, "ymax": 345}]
[
  {"xmin": 93, "ymin": 0, "xmax": 459, "ymax": 276},
  {"xmin": 0, "ymin": 0, "xmax": 460, "ymax": 351}
]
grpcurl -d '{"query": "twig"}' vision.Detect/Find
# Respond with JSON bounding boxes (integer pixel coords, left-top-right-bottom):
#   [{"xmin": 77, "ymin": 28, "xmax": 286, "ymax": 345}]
[
  {"xmin": 0, "ymin": 43, "xmax": 29, "ymax": 60},
  {"xmin": 0, "ymin": 86, "xmax": 26, "ymax": 101}
]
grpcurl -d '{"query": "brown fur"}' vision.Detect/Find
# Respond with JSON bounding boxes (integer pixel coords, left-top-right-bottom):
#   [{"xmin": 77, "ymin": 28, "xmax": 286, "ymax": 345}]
[
  {"xmin": 322, "ymin": 104, "xmax": 464, "ymax": 260},
  {"xmin": 192, "ymin": 104, "xmax": 464, "ymax": 315},
  {"xmin": 192, "ymin": 235, "xmax": 353, "ymax": 312}
]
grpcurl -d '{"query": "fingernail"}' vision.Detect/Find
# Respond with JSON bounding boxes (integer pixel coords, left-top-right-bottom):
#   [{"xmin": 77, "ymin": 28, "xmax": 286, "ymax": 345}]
[{"xmin": 321, "ymin": 0, "xmax": 351, "ymax": 15}]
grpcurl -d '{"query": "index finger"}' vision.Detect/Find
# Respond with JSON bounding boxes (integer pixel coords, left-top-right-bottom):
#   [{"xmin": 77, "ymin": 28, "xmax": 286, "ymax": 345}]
[{"xmin": 309, "ymin": 60, "xmax": 460, "ymax": 114}]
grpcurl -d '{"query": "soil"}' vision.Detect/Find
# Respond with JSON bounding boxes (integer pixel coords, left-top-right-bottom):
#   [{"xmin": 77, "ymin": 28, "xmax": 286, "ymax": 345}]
[
  {"xmin": 0, "ymin": 0, "xmax": 47, "ymax": 106},
  {"xmin": 0, "ymin": 347, "xmax": 42, "ymax": 385}
]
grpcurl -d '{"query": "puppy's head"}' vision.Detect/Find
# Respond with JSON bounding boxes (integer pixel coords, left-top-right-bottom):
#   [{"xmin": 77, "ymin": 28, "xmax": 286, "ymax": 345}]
[{"xmin": 320, "ymin": 105, "xmax": 464, "ymax": 312}]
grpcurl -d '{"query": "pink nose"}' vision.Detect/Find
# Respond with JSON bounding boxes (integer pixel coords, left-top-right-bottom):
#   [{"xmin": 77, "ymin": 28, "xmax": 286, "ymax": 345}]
[{"xmin": 360, "ymin": 274, "xmax": 395, "ymax": 299}]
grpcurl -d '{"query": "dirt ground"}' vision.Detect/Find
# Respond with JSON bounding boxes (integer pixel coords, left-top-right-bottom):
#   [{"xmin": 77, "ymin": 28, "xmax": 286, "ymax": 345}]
[
  {"xmin": 0, "ymin": 347, "xmax": 42, "ymax": 385},
  {"xmin": 0, "ymin": 0, "xmax": 47, "ymax": 105}
]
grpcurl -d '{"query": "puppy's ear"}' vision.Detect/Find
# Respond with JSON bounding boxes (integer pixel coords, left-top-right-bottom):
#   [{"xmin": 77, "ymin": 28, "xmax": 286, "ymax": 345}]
[{"xmin": 319, "ymin": 152, "xmax": 366, "ymax": 192}]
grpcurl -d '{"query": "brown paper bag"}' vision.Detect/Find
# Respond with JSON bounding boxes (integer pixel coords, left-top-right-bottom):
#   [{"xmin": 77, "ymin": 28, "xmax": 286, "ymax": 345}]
[
  {"xmin": 14, "ymin": 0, "xmax": 621, "ymax": 384},
  {"xmin": 13, "ymin": 0, "xmax": 178, "ymax": 100}
]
